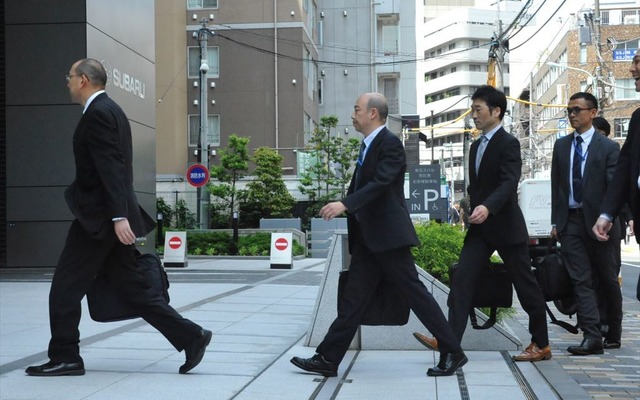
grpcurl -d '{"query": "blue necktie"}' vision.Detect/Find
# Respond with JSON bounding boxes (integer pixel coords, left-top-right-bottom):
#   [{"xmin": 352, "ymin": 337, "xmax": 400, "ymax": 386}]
[
  {"xmin": 355, "ymin": 141, "xmax": 366, "ymax": 183},
  {"xmin": 572, "ymin": 135, "xmax": 584, "ymax": 203},
  {"xmin": 357, "ymin": 141, "xmax": 366, "ymax": 166},
  {"xmin": 475, "ymin": 135, "xmax": 488, "ymax": 173}
]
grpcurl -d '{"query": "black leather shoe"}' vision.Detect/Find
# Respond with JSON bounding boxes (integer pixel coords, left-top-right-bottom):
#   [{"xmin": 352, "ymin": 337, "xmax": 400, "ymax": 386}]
[
  {"xmin": 179, "ymin": 329, "xmax": 212, "ymax": 374},
  {"xmin": 427, "ymin": 351, "xmax": 468, "ymax": 377},
  {"xmin": 25, "ymin": 361, "xmax": 85, "ymax": 376},
  {"xmin": 603, "ymin": 339, "xmax": 621, "ymax": 349},
  {"xmin": 567, "ymin": 338, "xmax": 604, "ymax": 355},
  {"xmin": 290, "ymin": 353, "xmax": 338, "ymax": 377}
]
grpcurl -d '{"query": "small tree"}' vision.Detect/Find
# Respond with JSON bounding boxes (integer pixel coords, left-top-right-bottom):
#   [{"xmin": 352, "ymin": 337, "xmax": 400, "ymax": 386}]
[
  {"xmin": 240, "ymin": 147, "xmax": 295, "ymax": 227},
  {"xmin": 156, "ymin": 197, "xmax": 173, "ymax": 227},
  {"xmin": 208, "ymin": 134, "xmax": 250, "ymax": 228},
  {"xmin": 174, "ymin": 198, "xmax": 197, "ymax": 229},
  {"xmin": 298, "ymin": 116, "xmax": 360, "ymax": 221}
]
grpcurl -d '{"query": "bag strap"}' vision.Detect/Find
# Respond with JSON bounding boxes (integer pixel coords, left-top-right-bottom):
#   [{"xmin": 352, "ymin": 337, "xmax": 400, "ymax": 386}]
[
  {"xmin": 545, "ymin": 303, "xmax": 579, "ymax": 334},
  {"xmin": 469, "ymin": 307, "xmax": 497, "ymax": 330}
]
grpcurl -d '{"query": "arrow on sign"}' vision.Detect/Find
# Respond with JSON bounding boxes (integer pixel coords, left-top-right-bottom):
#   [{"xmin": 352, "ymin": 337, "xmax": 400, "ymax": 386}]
[{"xmin": 412, "ymin": 189, "xmax": 420, "ymax": 199}]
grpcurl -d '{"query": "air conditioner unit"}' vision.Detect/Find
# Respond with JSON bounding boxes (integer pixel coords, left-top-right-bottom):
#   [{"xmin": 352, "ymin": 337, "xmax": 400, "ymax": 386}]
[{"xmin": 623, "ymin": 14, "xmax": 639, "ymax": 24}]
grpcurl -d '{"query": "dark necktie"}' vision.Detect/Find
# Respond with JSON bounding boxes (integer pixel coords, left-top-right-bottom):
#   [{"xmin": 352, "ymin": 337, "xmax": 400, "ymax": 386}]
[
  {"xmin": 355, "ymin": 141, "xmax": 366, "ymax": 183},
  {"xmin": 357, "ymin": 141, "xmax": 366, "ymax": 166},
  {"xmin": 572, "ymin": 135, "xmax": 584, "ymax": 203}
]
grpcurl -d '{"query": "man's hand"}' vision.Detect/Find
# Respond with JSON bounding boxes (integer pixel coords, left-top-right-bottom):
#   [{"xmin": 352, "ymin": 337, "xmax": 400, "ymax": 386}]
[
  {"xmin": 592, "ymin": 217, "xmax": 613, "ymax": 241},
  {"xmin": 114, "ymin": 218, "xmax": 136, "ymax": 245},
  {"xmin": 550, "ymin": 227, "xmax": 558, "ymax": 240},
  {"xmin": 629, "ymin": 220, "xmax": 635, "ymax": 237},
  {"xmin": 468, "ymin": 205, "xmax": 489, "ymax": 224},
  {"xmin": 319, "ymin": 202, "xmax": 347, "ymax": 221}
]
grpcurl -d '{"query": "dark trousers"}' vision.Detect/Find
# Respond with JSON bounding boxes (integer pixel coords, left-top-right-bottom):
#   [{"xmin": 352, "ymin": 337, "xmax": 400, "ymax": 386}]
[
  {"xmin": 559, "ymin": 213, "xmax": 622, "ymax": 341},
  {"xmin": 448, "ymin": 233, "xmax": 549, "ymax": 347},
  {"xmin": 317, "ymin": 241, "xmax": 461, "ymax": 364},
  {"xmin": 48, "ymin": 220, "xmax": 202, "ymax": 363}
]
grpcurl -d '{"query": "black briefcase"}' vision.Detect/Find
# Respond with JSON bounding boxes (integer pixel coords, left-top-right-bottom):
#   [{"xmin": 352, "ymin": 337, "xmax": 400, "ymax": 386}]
[
  {"xmin": 447, "ymin": 262, "xmax": 513, "ymax": 329},
  {"xmin": 87, "ymin": 251, "xmax": 170, "ymax": 322},
  {"xmin": 532, "ymin": 243, "xmax": 572, "ymax": 301},
  {"xmin": 337, "ymin": 270, "xmax": 410, "ymax": 326}
]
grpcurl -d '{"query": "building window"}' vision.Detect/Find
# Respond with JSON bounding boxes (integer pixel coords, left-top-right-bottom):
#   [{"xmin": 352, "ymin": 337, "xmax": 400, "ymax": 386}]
[
  {"xmin": 470, "ymin": 64, "xmax": 481, "ymax": 72},
  {"xmin": 615, "ymin": 79, "xmax": 640, "ymax": 100},
  {"xmin": 614, "ymin": 118, "xmax": 630, "ymax": 138},
  {"xmin": 622, "ymin": 10, "xmax": 639, "ymax": 25},
  {"xmin": 187, "ymin": 0, "xmax": 218, "ymax": 9},
  {"xmin": 448, "ymin": 43, "xmax": 456, "ymax": 51},
  {"xmin": 318, "ymin": 79, "xmax": 324, "ymax": 105},
  {"xmin": 188, "ymin": 46, "xmax": 219, "ymax": 78},
  {"xmin": 188, "ymin": 114, "xmax": 220, "ymax": 147},
  {"xmin": 378, "ymin": 14, "xmax": 399, "ymax": 55},
  {"xmin": 450, "ymin": 67, "xmax": 457, "ymax": 73},
  {"xmin": 600, "ymin": 10, "xmax": 609, "ymax": 25},
  {"xmin": 579, "ymin": 45, "xmax": 587, "ymax": 64},
  {"xmin": 317, "ymin": 20, "xmax": 324, "ymax": 47},
  {"xmin": 613, "ymin": 40, "xmax": 640, "ymax": 62},
  {"xmin": 469, "ymin": 40, "xmax": 480, "ymax": 47}
]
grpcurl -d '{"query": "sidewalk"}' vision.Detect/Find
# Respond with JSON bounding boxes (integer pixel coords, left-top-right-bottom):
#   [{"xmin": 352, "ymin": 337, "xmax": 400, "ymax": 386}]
[{"xmin": 0, "ymin": 251, "xmax": 638, "ymax": 400}]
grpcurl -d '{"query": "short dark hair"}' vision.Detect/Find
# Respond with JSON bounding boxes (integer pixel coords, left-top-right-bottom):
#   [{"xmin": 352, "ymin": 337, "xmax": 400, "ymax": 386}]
[
  {"xmin": 75, "ymin": 58, "xmax": 107, "ymax": 87},
  {"xmin": 471, "ymin": 85, "xmax": 507, "ymax": 120},
  {"xmin": 569, "ymin": 92, "xmax": 598, "ymax": 110},
  {"xmin": 592, "ymin": 116, "xmax": 611, "ymax": 136}
]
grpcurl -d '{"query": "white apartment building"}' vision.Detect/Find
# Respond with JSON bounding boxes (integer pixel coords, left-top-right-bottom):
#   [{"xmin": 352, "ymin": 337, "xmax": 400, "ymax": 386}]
[{"xmin": 419, "ymin": 5, "xmax": 520, "ymax": 191}]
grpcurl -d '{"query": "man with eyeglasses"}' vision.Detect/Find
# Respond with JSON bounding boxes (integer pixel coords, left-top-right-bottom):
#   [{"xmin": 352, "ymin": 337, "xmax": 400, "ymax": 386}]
[
  {"xmin": 550, "ymin": 92, "xmax": 622, "ymax": 355},
  {"xmin": 25, "ymin": 59, "xmax": 212, "ymax": 377},
  {"xmin": 594, "ymin": 48, "xmax": 640, "ymax": 302}
]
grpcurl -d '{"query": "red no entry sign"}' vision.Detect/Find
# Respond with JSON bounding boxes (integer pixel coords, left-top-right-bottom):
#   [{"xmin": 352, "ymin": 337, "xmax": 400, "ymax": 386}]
[
  {"xmin": 168, "ymin": 236, "xmax": 182, "ymax": 249},
  {"xmin": 275, "ymin": 237, "xmax": 289, "ymax": 251}
]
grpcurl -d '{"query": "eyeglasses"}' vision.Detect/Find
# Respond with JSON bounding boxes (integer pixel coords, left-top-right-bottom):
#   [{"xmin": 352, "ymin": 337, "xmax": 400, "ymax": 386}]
[
  {"xmin": 65, "ymin": 73, "xmax": 81, "ymax": 82},
  {"xmin": 566, "ymin": 106, "xmax": 593, "ymax": 115}
]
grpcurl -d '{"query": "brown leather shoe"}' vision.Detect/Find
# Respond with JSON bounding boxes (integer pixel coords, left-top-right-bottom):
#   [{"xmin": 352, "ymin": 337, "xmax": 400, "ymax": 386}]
[
  {"xmin": 512, "ymin": 342, "xmax": 552, "ymax": 362},
  {"xmin": 412, "ymin": 332, "xmax": 438, "ymax": 351}
]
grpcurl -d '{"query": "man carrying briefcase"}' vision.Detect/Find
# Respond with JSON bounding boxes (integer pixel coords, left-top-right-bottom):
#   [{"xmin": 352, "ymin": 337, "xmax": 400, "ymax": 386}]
[
  {"xmin": 413, "ymin": 86, "xmax": 550, "ymax": 362},
  {"xmin": 26, "ymin": 59, "xmax": 211, "ymax": 377}
]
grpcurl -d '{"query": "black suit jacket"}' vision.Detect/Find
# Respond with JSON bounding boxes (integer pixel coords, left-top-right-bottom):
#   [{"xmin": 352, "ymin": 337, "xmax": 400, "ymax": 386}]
[
  {"xmin": 466, "ymin": 127, "xmax": 528, "ymax": 246},
  {"xmin": 551, "ymin": 131, "xmax": 620, "ymax": 238},
  {"xmin": 341, "ymin": 127, "xmax": 419, "ymax": 253},
  {"xmin": 64, "ymin": 93, "xmax": 154, "ymax": 239},
  {"xmin": 601, "ymin": 108, "xmax": 640, "ymax": 236}
]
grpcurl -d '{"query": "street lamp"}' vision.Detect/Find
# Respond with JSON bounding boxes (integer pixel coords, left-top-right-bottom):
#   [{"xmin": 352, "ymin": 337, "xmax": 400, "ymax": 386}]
[{"xmin": 546, "ymin": 61, "xmax": 599, "ymax": 99}]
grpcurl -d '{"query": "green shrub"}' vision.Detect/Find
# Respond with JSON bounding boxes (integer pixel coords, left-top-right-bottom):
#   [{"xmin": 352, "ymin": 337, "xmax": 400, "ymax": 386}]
[
  {"xmin": 159, "ymin": 231, "xmax": 306, "ymax": 257},
  {"xmin": 412, "ymin": 221, "xmax": 465, "ymax": 286},
  {"xmin": 412, "ymin": 221, "xmax": 514, "ymax": 323},
  {"xmin": 187, "ymin": 231, "xmax": 232, "ymax": 255}
]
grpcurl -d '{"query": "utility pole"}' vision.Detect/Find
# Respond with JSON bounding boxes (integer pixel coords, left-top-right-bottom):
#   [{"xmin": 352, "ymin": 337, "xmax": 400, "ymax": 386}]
[
  {"xmin": 430, "ymin": 110, "xmax": 434, "ymax": 164},
  {"xmin": 197, "ymin": 17, "xmax": 212, "ymax": 229}
]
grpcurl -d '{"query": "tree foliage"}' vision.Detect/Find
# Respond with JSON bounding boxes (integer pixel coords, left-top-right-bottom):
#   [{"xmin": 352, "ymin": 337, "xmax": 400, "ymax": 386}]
[
  {"xmin": 298, "ymin": 116, "xmax": 360, "ymax": 220},
  {"xmin": 240, "ymin": 147, "xmax": 295, "ymax": 227},
  {"xmin": 208, "ymin": 134, "xmax": 250, "ymax": 228}
]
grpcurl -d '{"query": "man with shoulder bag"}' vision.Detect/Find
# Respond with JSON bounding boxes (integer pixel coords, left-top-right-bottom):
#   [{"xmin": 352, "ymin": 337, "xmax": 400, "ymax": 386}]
[
  {"xmin": 413, "ymin": 86, "xmax": 550, "ymax": 362},
  {"xmin": 25, "ymin": 59, "xmax": 211, "ymax": 377}
]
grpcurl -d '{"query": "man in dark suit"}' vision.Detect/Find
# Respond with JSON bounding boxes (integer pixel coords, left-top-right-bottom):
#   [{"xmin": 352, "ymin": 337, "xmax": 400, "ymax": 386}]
[
  {"xmin": 26, "ymin": 59, "xmax": 211, "ymax": 377},
  {"xmin": 551, "ymin": 92, "xmax": 622, "ymax": 355},
  {"xmin": 414, "ymin": 86, "xmax": 550, "ymax": 362},
  {"xmin": 290, "ymin": 93, "xmax": 466, "ymax": 378},
  {"xmin": 594, "ymin": 49, "xmax": 640, "ymax": 302}
]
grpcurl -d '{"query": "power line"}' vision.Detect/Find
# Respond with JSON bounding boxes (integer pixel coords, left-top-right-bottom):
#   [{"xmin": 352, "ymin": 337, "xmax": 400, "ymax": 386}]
[{"xmin": 509, "ymin": 0, "xmax": 567, "ymax": 52}]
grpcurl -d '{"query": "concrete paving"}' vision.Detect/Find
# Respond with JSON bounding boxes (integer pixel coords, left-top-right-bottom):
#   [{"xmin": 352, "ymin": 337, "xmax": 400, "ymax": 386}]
[{"xmin": 0, "ymin": 246, "xmax": 638, "ymax": 400}]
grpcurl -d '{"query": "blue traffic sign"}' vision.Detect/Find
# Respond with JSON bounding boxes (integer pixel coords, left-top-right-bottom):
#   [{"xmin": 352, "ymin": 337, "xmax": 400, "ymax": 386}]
[{"xmin": 186, "ymin": 164, "xmax": 210, "ymax": 187}]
